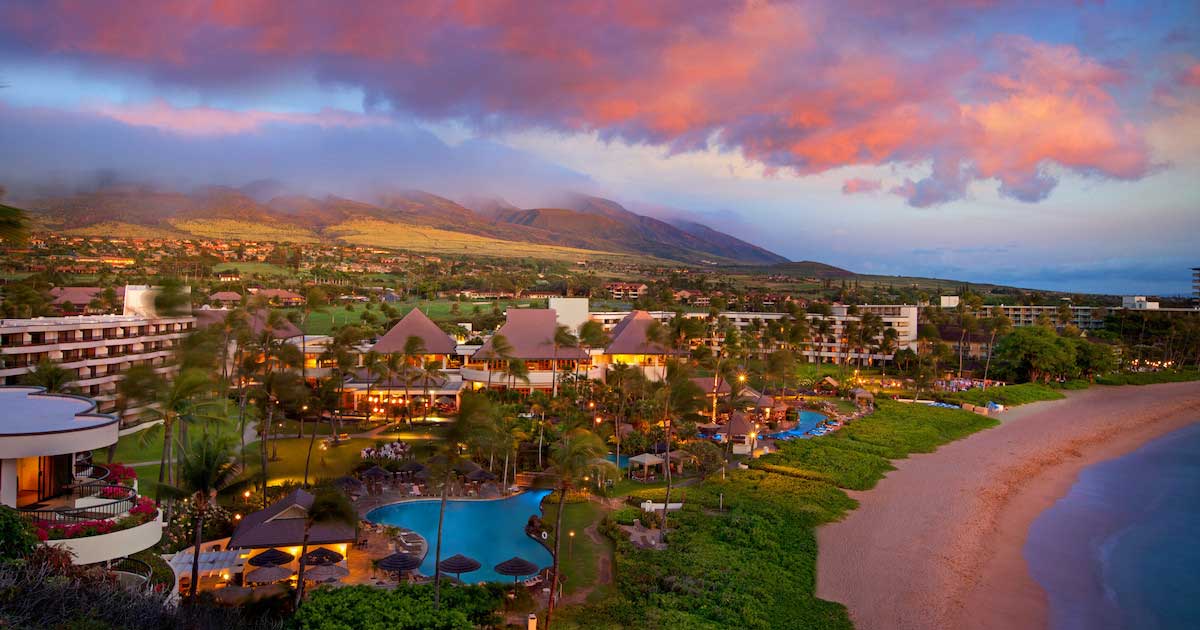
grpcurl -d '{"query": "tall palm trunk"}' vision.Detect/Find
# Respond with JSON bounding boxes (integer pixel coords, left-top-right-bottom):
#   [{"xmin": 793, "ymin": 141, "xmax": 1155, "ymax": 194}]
[
  {"xmin": 303, "ymin": 425, "xmax": 320, "ymax": 487},
  {"xmin": 188, "ymin": 506, "xmax": 206, "ymax": 599},
  {"xmin": 260, "ymin": 405, "xmax": 273, "ymax": 509},
  {"xmin": 546, "ymin": 483, "xmax": 568, "ymax": 628},
  {"xmin": 660, "ymin": 397, "xmax": 673, "ymax": 544},
  {"xmin": 434, "ymin": 469, "xmax": 451, "ymax": 607},
  {"xmin": 294, "ymin": 521, "xmax": 312, "ymax": 607},
  {"xmin": 982, "ymin": 330, "xmax": 997, "ymax": 388}
]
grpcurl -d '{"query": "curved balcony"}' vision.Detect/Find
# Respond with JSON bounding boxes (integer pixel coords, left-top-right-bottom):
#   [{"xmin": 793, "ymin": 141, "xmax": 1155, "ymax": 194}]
[{"xmin": 21, "ymin": 483, "xmax": 163, "ymax": 565}]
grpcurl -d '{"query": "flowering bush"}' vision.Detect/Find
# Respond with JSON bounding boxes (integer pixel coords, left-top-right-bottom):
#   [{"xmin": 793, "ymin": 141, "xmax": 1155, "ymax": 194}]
[
  {"xmin": 34, "ymin": 498, "xmax": 158, "ymax": 541},
  {"xmin": 162, "ymin": 502, "xmax": 233, "ymax": 553},
  {"xmin": 105, "ymin": 463, "xmax": 138, "ymax": 486},
  {"xmin": 100, "ymin": 486, "xmax": 133, "ymax": 499}
]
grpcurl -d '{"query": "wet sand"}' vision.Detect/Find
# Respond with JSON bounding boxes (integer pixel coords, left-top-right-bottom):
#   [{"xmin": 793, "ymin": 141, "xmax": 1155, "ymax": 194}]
[{"xmin": 815, "ymin": 382, "xmax": 1200, "ymax": 630}]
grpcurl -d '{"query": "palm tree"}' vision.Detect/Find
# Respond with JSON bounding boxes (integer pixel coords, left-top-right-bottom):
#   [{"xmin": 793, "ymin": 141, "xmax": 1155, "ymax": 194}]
[
  {"xmin": 505, "ymin": 358, "xmax": 530, "ymax": 394},
  {"xmin": 400, "ymin": 335, "xmax": 426, "ymax": 416},
  {"xmin": 294, "ymin": 490, "xmax": 357, "ymax": 607},
  {"xmin": 545, "ymin": 428, "xmax": 612, "ymax": 629},
  {"xmin": 361, "ymin": 350, "xmax": 385, "ymax": 421},
  {"xmin": 419, "ymin": 358, "xmax": 443, "ymax": 420},
  {"xmin": 20, "ymin": 359, "xmax": 76, "ymax": 393},
  {"xmin": 297, "ymin": 287, "xmax": 329, "ymax": 385},
  {"xmin": 431, "ymin": 392, "xmax": 494, "ymax": 608},
  {"xmin": 161, "ymin": 434, "xmax": 239, "ymax": 600},
  {"xmin": 484, "ymin": 333, "xmax": 514, "ymax": 390},
  {"xmin": 129, "ymin": 368, "xmax": 213, "ymax": 499},
  {"xmin": 550, "ymin": 324, "xmax": 577, "ymax": 398},
  {"xmin": 982, "ymin": 306, "xmax": 1012, "ymax": 388}
]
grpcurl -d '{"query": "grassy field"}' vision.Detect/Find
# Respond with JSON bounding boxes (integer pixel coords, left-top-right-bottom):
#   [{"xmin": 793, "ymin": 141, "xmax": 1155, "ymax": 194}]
[
  {"xmin": 213, "ymin": 261, "xmax": 297, "ymax": 277},
  {"xmin": 1096, "ymin": 369, "xmax": 1200, "ymax": 386},
  {"xmin": 296, "ymin": 298, "xmax": 539, "ymax": 334},
  {"xmin": 327, "ymin": 218, "xmax": 659, "ymax": 264},
  {"xmin": 169, "ymin": 218, "xmax": 321, "ymax": 242},
  {"xmin": 947, "ymin": 383, "xmax": 1065, "ymax": 407},
  {"xmin": 247, "ymin": 436, "xmax": 377, "ymax": 485},
  {"xmin": 61, "ymin": 221, "xmax": 189, "ymax": 239},
  {"xmin": 543, "ymin": 501, "xmax": 614, "ymax": 602},
  {"xmin": 562, "ymin": 401, "xmax": 999, "ymax": 629}
]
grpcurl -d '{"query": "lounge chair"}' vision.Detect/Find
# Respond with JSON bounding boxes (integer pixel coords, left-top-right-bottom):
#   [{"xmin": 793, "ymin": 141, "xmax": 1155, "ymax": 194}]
[{"xmin": 523, "ymin": 575, "xmax": 543, "ymax": 587}]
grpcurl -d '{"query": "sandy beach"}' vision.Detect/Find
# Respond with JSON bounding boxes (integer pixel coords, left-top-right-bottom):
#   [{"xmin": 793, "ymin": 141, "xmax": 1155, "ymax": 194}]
[{"xmin": 815, "ymin": 381, "xmax": 1200, "ymax": 630}]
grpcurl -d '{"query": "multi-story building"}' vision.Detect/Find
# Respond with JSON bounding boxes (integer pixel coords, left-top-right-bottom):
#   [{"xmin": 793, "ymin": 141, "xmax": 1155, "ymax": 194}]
[
  {"xmin": 0, "ymin": 312, "xmax": 196, "ymax": 420},
  {"xmin": 605, "ymin": 282, "xmax": 649, "ymax": 301}
]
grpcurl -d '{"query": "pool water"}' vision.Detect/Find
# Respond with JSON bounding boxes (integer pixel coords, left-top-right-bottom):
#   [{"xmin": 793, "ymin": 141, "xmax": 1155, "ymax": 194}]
[
  {"xmin": 765, "ymin": 410, "xmax": 829, "ymax": 440},
  {"xmin": 366, "ymin": 489, "xmax": 553, "ymax": 583},
  {"xmin": 605, "ymin": 453, "xmax": 630, "ymax": 469}
]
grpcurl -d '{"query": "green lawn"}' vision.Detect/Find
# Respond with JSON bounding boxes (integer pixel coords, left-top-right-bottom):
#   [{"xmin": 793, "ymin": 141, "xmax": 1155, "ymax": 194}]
[
  {"xmin": 247, "ymin": 437, "xmax": 376, "ymax": 485},
  {"xmin": 543, "ymin": 501, "xmax": 614, "ymax": 601},
  {"xmin": 213, "ymin": 261, "xmax": 296, "ymax": 277},
  {"xmin": 946, "ymin": 383, "xmax": 1065, "ymax": 407},
  {"xmin": 561, "ymin": 400, "xmax": 1001, "ymax": 630},
  {"xmin": 295, "ymin": 298, "xmax": 544, "ymax": 334}
]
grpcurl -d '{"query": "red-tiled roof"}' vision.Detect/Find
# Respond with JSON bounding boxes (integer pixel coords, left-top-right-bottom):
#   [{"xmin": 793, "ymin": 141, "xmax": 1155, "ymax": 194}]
[
  {"xmin": 229, "ymin": 489, "xmax": 356, "ymax": 549},
  {"xmin": 473, "ymin": 309, "xmax": 588, "ymax": 360},
  {"xmin": 49, "ymin": 286, "xmax": 124, "ymax": 306},
  {"xmin": 604, "ymin": 311, "xmax": 680, "ymax": 355},
  {"xmin": 195, "ymin": 308, "xmax": 302, "ymax": 339},
  {"xmin": 371, "ymin": 308, "xmax": 456, "ymax": 355},
  {"xmin": 256, "ymin": 288, "xmax": 304, "ymax": 300},
  {"xmin": 209, "ymin": 291, "xmax": 242, "ymax": 301}
]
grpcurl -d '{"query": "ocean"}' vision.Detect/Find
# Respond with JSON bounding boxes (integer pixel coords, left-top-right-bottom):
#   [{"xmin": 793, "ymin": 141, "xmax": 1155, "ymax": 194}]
[{"xmin": 1024, "ymin": 422, "xmax": 1200, "ymax": 630}]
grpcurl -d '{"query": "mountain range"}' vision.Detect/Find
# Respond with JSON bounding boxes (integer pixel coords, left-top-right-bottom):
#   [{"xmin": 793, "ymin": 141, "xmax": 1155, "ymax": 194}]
[{"xmin": 21, "ymin": 186, "xmax": 788, "ymax": 265}]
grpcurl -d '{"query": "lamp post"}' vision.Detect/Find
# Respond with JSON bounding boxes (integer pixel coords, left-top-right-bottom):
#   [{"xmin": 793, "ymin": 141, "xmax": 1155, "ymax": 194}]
[{"xmin": 569, "ymin": 530, "xmax": 576, "ymax": 558}]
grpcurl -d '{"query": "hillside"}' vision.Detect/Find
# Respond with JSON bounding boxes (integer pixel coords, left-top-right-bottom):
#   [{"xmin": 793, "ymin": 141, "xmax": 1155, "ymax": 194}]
[{"xmin": 19, "ymin": 186, "xmax": 790, "ymax": 265}]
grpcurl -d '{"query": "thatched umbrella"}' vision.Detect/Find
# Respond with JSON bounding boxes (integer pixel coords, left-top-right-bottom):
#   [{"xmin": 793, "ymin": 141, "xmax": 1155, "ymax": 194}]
[
  {"xmin": 466, "ymin": 468, "xmax": 496, "ymax": 482},
  {"xmin": 303, "ymin": 547, "xmax": 345, "ymax": 565},
  {"xmin": 377, "ymin": 552, "xmax": 422, "ymax": 576},
  {"xmin": 248, "ymin": 548, "xmax": 295, "ymax": 567},
  {"xmin": 438, "ymin": 553, "xmax": 481, "ymax": 581},
  {"xmin": 333, "ymin": 475, "xmax": 365, "ymax": 495},
  {"xmin": 399, "ymin": 461, "xmax": 426, "ymax": 473},
  {"xmin": 362, "ymin": 465, "xmax": 390, "ymax": 480},
  {"xmin": 304, "ymin": 563, "xmax": 349, "ymax": 583},
  {"xmin": 494, "ymin": 556, "xmax": 539, "ymax": 589},
  {"xmin": 245, "ymin": 564, "xmax": 292, "ymax": 584}
]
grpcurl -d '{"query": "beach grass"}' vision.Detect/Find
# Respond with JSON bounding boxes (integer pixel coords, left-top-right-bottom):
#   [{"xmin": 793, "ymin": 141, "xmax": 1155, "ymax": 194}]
[
  {"xmin": 1095, "ymin": 369, "xmax": 1200, "ymax": 386},
  {"xmin": 561, "ymin": 401, "xmax": 998, "ymax": 629},
  {"xmin": 947, "ymin": 383, "xmax": 1065, "ymax": 407}
]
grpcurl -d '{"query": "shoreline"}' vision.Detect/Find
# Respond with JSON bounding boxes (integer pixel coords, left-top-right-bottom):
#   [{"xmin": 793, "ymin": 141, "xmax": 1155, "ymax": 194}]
[{"xmin": 814, "ymin": 381, "xmax": 1200, "ymax": 630}]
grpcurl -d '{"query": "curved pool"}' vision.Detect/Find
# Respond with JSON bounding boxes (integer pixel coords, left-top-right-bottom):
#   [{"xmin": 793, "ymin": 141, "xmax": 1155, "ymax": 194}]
[
  {"xmin": 366, "ymin": 489, "xmax": 553, "ymax": 583},
  {"xmin": 765, "ymin": 410, "xmax": 829, "ymax": 440}
]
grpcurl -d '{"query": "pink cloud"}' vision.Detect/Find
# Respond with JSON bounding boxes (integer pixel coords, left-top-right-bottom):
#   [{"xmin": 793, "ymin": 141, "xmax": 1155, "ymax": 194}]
[
  {"xmin": 89, "ymin": 100, "xmax": 386, "ymax": 136},
  {"xmin": 0, "ymin": 1, "xmax": 1161, "ymax": 206},
  {"xmin": 842, "ymin": 178, "xmax": 883, "ymax": 194}
]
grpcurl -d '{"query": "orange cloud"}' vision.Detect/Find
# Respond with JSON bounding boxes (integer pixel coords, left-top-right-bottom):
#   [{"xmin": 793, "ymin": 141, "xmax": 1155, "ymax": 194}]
[{"xmin": 90, "ymin": 100, "xmax": 386, "ymax": 136}]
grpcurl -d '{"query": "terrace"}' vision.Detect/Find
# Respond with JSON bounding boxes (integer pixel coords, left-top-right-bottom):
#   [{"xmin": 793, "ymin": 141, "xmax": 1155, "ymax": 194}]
[{"xmin": 0, "ymin": 386, "xmax": 162, "ymax": 565}]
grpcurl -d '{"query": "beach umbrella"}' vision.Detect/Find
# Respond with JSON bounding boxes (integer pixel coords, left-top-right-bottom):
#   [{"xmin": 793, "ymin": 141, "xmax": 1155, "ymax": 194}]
[
  {"xmin": 494, "ymin": 556, "xmax": 539, "ymax": 586},
  {"xmin": 245, "ymin": 564, "xmax": 292, "ymax": 584},
  {"xmin": 377, "ymin": 552, "xmax": 422, "ymax": 573},
  {"xmin": 466, "ymin": 468, "xmax": 496, "ymax": 482},
  {"xmin": 248, "ymin": 548, "xmax": 294, "ymax": 567},
  {"xmin": 333, "ymin": 475, "xmax": 365, "ymax": 494},
  {"xmin": 303, "ymin": 547, "xmax": 345, "ymax": 565},
  {"xmin": 413, "ymin": 468, "xmax": 430, "ymax": 480},
  {"xmin": 362, "ymin": 465, "xmax": 390, "ymax": 480},
  {"xmin": 304, "ymin": 563, "xmax": 349, "ymax": 583},
  {"xmin": 399, "ymin": 461, "xmax": 426, "ymax": 473},
  {"xmin": 438, "ymin": 553, "xmax": 481, "ymax": 580}
]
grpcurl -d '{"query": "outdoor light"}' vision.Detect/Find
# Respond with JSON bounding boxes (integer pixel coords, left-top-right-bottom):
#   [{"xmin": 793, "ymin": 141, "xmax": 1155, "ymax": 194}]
[
  {"xmin": 234, "ymin": 513, "xmax": 242, "ymax": 520},
  {"xmin": 738, "ymin": 374, "xmax": 747, "ymax": 382},
  {"xmin": 243, "ymin": 490, "xmax": 251, "ymax": 498},
  {"xmin": 594, "ymin": 416, "xmax": 602, "ymax": 425}
]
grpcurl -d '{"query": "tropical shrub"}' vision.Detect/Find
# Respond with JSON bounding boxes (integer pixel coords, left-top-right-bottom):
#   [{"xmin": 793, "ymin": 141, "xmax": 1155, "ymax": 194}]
[
  {"xmin": 947, "ymin": 383, "xmax": 1065, "ymax": 407},
  {"xmin": 291, "ymin": 584, "xmax": 503, "ymax": 630},
  {"xmin": 0, "ymin": 506, "xmax": 38, "ymax": 562}
]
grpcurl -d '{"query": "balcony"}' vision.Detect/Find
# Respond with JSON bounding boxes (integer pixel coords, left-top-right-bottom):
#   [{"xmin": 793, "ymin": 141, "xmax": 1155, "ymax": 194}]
[{"xmin": 20, "ymin": 480, "xmax": 162, "ymax": 565}]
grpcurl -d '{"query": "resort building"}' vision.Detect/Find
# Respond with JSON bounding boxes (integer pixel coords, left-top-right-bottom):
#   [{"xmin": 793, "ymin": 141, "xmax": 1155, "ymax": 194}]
[
  {"xmin": 0, "ymin": 386, "xmax": 162, "ymax": 565},
  {"xmin": 464, "ymin": 309, "xmax": 595, "ymax": 391},
  {"xmin": 605, "ymin": 282, "xmax": 649, "ymax": 301},
  {"xmin": 49, "ymin": 286, "xmax": 125, "ymax": 314},
  {"xmin": 371, "ymin": 308, "xmax": 459, "ymax": 369},
  {"xmin": 0, "ymin": 311, "xmax": 197, "ymax": 421},
  {"xmin": 208, "ymin": 291, "xmax": 243, "ymax": 307},
  {"xmin": 250, "ymin": 288, "xmax": 306, "ymax": 306},
  {"xmin": 226, "ymin": 489, "xmax": 356, "ymax": 589},
  {"xmin": 592, "ymin": 310, "xmax": 683, "ymax": 381}
]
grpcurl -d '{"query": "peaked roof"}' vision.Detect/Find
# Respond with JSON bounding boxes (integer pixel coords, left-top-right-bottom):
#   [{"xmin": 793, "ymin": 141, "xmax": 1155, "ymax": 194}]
[
  {"xmin": 49, "ymin": 286, "xmax": 124, "ymax": 306},
  {"xmin": 690, "ymin": 376, "xmax": 732, "ymax": 395},
  {"xmin": 371, "ymin": 308, "xmax": 456, "ymax": 354},
  {"xmin": 473, "ymin": 309, "xmax": 588, "ymax": 360},
  {"xmin": 195, "ymin": 308, "xmax": 303, "ymax": 339},
  {"xmin": 604, "ymin": 311, "xmax": 680, "ymax": 355},
  {"xmin": 209, "ymin": 291, "xmax": 242, "ymax": 301},
  {"xmin": 229, "ymin": 489, "xmax": 356, "ymax": 549},
  {"xmin": 727, "ymin": 412, "xmax": 755, "ymax": 436}
]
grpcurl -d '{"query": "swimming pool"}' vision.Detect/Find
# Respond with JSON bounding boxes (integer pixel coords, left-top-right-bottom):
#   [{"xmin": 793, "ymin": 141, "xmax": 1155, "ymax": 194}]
[
  {"xmin": 365, "ymin": 489, "xmax": 553, "ymax": 583},
  {"xmin": 765, "ymin": 410, "xmax": 829, "ymax": 440},
  {"xmin": 605, "ymin": 453, "xmax": 630, "ymax": 469}
]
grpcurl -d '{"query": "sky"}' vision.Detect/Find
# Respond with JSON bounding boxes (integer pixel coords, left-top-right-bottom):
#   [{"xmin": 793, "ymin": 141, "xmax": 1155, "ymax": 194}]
[{"xmin": 0, "ymin": 0, "xmax": 1198, "ymax": 295}]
